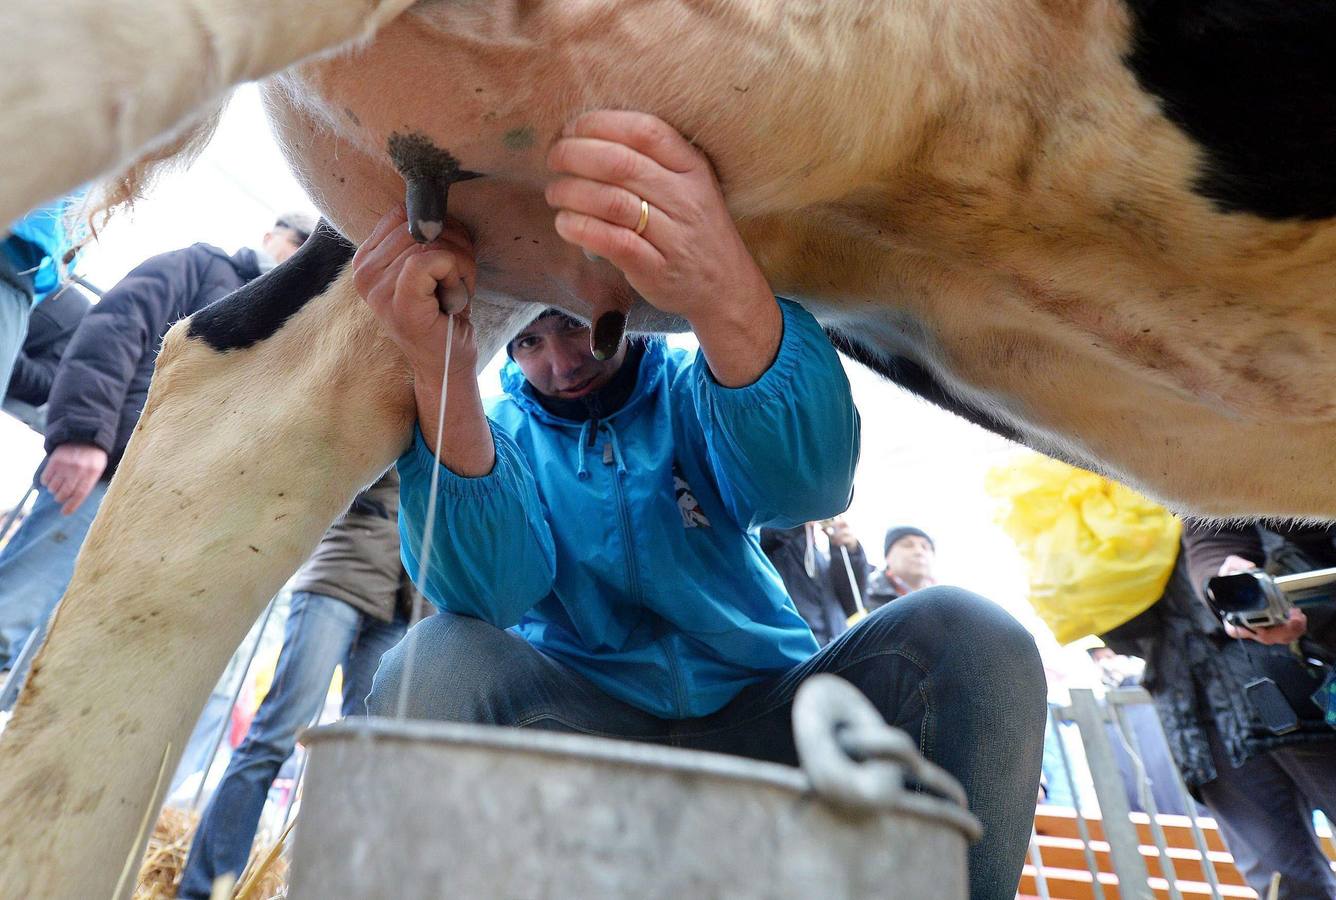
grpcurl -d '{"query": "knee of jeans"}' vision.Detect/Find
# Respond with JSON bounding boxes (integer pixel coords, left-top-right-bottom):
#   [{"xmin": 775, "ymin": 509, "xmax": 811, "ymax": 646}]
[
  {"xmin": 897, "ymin": 588, "xmax": 1044, "ymax": 695},
  {"xmin": 365, "ymin": 612, "xmax": 514, "ymax": 718}
]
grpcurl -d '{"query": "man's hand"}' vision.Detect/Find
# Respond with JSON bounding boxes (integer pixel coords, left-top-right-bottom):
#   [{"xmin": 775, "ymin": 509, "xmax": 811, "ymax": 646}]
[
  {"xmin": 1218, "ymin": 555, "xmax": 1259, "ymax": 577},
  {"xmin": 1225, "ymin": 607, "xmax": 1308, "ymax": 645},
  {"xmin": 823, "ymin": 519, "xmax": 859, "ymax": 551},
  {"xmin": 354, "ymin": 206, "xmax": 494, "ymax": 476},
  {"xmin": 353, "ymin": 206, "xmax": 479, "ymax": 380},
  {"xmin": 545, "ymin": 110, "xmax": 781, "ymax": 386},
  {"xmin": 41, "ymin": 443, "xmax": 108, "ymax": 515},
  {"xmin": 1215, "ymin": 556, "xmax": 1309, "ymax": 644}
]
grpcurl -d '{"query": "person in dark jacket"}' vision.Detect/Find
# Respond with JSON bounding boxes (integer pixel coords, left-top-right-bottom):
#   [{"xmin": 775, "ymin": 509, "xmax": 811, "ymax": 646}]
[
  {"xmin": 177, "ymin": 470, "xmax": 409, "ymax": 899},
  {"xmin": 2, "ymin": 283, "xmax": 92, "ymax": 432},
  {"xmin": 760, "ymin": 519, "xmax": 867, "ymax": 645},
  {"xmin": 1101, "ymin": 523, "xmax": 1336, "ymax": 900},
  {"xmin": 0, "ymin": 214, "xmax": 314, "ymax": 679}
]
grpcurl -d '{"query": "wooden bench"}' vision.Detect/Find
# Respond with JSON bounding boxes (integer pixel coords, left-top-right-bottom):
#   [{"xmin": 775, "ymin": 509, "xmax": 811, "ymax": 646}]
[{"xmin": 1021, "ymin": 805, "xmax": 1308, "ymax": 899}]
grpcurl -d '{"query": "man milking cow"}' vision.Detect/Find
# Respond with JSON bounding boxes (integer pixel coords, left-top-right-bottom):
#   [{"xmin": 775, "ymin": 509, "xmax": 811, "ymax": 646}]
[{"xmin": 354, "ymin": 110, "xmax": 1046, "ymax": 898}]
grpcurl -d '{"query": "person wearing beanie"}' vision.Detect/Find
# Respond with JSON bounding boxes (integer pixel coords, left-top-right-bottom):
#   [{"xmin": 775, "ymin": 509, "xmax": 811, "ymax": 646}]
[
  {"xmin": 354, "ymin": 109, "xmax": 1046, "ymax": 898},
  {"xmin": 865, "ymin": 525, "xmax": 937, "ymax": 611}
]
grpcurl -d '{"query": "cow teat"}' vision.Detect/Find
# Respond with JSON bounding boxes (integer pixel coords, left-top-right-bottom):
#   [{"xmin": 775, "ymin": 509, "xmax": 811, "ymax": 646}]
[
  {"xmin": 591, "ymin": 310, "xmax": 628, "ymax": 361},
  {"xmin": 387, "ymin": 131, "xmax": 483, "ymax": 244}
]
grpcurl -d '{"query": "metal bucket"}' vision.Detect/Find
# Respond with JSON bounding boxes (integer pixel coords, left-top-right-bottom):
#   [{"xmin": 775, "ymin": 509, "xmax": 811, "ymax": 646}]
[{"xmin": 288, "ymin": 675, "xmax": 980, "ymax": 898}]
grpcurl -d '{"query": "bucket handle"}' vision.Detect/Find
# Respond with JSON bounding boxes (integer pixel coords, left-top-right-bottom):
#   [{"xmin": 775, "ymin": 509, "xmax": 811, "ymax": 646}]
[{"xmin": 792, "ymin": 674, "xmax": 968, "ymax": 813}]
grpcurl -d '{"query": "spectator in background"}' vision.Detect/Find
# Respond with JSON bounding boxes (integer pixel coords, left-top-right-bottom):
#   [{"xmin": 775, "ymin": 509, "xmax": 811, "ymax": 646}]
[
  {"xmin": 1087, "ymin": 644, "xmax": 1192, "ymax": 817},
  {"xmin": 760, "ymin": 518, "xmax": 868, "ymax": 646},
  {"xmin": 1101, "ymin": 525, "xmax": 1336, "ymax": 900},
  {"xmin": 0, "ymin": 212, "xmax": 316, "ymax": 688},
  {"xmin": 177, "ymin": 470, "xmax": 410, "ymax": 899},
  {"xmin": 865, "ymin": 525, "xmax": 937, "ymax": 611},
  {"xmin": 1184, "ymin": 523, "xmax": 1336, "ymax": 899},
  {"xmin": 1, "ymin": 199, "xmax": 79, "ymax": 390},
  {"xmin": 3, "ymin": 283, "xmax": 92, "ymax": 432}
]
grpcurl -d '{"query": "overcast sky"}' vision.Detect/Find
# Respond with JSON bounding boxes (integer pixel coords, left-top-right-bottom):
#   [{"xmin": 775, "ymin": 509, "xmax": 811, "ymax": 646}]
[{"xmin": 1, "ymin": 85, "xmax": 1101, "ymax": 688}]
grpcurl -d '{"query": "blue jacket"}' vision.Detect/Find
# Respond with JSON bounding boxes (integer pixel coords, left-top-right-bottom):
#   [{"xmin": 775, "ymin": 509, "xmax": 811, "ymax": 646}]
[
  {"xmin": 397, "ymin": 299, "xmax": 861, "ymax": 718},
  {"xmin": 4, "ymin": 199, "xmax": 78, "ymax": 303}
]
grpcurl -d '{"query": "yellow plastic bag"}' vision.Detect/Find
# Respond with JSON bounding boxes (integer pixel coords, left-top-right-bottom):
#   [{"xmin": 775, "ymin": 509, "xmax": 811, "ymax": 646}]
[{"xmin": 986, "ymin": 453, "xmax": 1180, "ymax": 644}]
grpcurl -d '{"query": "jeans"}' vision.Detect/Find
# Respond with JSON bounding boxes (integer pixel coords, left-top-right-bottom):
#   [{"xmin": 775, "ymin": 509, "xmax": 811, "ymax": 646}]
[
  {"xmin": 0, "ymin": 269, "xmax": 31, "ymax": 392},
  {"xmin": 0, "ymin": 475, "xmax": 107, "ymax": 671},
  {"xmin": 1199, "ymin": 729, "xmax": 1336, "ymax": 899},
  {"xmin": 369, "ymin": 586, "xmax": 1047, "ymax": 899},
  {"xmin": 178, "ymin": 592, "xmax": 406, "ymax": 899}
]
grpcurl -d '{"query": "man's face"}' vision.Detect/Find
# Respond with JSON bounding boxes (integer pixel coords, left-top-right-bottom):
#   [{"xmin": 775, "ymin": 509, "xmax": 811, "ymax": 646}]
[
  {"xmin": 512, "ymin": 315, "xmax": 627, "ymax": 400},
  {"xmin": 261, "ymin": 226, "xmax": 305, "ymax": 265},
  {"xmin": 886, "ymin": 535, "xmax": 935, "ymax": 581}
]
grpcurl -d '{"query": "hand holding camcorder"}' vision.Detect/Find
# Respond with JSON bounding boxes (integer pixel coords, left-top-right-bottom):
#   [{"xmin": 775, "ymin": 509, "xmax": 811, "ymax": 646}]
[{"xmin": 1207, "ymin": 566, "xmax": 1336, "ymax": 631}]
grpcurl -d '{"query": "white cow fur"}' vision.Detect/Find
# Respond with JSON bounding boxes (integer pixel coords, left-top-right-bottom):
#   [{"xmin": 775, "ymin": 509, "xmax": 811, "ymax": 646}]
[
  {"xmin": 0, "ymin": 0, "xmax": 418, "ymax": 227},
  {"xmin": 2, "ymin": 1, "xmax": 1336, "ymax": 895}
]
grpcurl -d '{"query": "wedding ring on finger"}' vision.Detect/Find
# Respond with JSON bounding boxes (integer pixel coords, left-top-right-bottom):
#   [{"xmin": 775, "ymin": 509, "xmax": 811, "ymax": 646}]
[{"xmin": 633, "ymin": 198, "xmax": 650, "ymax": 236}]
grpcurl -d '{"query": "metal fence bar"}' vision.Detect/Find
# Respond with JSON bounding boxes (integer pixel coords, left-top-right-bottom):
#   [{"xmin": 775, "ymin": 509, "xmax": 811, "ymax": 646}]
[
  {"xmin": 1066, "ymin": 689, "xmax": 1154, "ymax": 899},
  {"xmin": 190, "ymin": 597, "xmax": 279, "ymax": 813},
  {"xmin": 1048, "ymin": 704, "xmax": 1107, "ymax": 900},
  {"xmin": 1108, "ymin": 699, "xmax": 1182, "ymax": 900},
  {"xmin": 0, "ymin": 625, "xmax": 43, "ymax": 712},
  {"xmin": 1107, "ymin": 689, "xmax": 1224, "ymax": 899},
  {"xmin": 277, "ymin": 701, "xmax": 324, "ymax": 837},
  {"xmin": 1028, "ymin": 827, "xmax": 1052, "ymax": 900},
  {"xmin": 0, "ymin": 485, "xmax": 35, "ymax": 545},
  {"xmin": 71, "ymin": 275, "xmax": 104, "ymax": 297}
]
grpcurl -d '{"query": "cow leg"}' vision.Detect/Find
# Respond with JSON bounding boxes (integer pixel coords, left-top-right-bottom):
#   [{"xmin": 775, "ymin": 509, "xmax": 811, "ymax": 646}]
[
  {"xmin": 0, "ymin": 232, "xmax": 426, "ymax": 897},
  {"xmin": 0, "ymin": 0, "xmax": 416, "ymax": 224}
]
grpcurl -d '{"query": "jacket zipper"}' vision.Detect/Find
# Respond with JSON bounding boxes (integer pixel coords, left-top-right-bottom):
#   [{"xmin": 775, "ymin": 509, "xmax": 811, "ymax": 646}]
[
  {"xmin": 603, "ymin": 425, "xmax": 688, "ymax": 717},
  {"xmin": 604, "ymin": 424, "xmax": 643, "ymax": 612}
]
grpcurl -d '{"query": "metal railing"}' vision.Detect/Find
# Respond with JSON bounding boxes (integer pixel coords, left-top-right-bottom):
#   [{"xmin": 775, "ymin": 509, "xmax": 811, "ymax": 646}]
[{"xmin": 1032, "ymin": 687, "xmax": 1226, "ymax": 900}]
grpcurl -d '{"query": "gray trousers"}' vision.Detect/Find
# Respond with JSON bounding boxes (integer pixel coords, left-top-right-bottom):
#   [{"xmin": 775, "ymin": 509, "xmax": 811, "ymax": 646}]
[{"xmin": 1199, "ymin": 730, "xmax": 1336, "ymax": 899}]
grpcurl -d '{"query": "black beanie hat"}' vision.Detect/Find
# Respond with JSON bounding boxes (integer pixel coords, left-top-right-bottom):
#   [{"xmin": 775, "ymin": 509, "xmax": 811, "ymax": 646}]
[{"xmin": 883, "ymin": 526, "xmax": 934, "ymax": 557}]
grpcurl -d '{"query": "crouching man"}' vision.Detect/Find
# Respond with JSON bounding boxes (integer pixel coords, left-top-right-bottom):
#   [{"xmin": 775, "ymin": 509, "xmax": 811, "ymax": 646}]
[{"xmin": 357, "ymin": 110, "xmax": 1045, "ymax": 898}]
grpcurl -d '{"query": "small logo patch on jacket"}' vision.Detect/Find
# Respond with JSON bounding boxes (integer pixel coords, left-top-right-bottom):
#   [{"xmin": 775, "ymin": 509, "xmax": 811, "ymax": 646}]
[{"xmin": 673, "ymin": 464, "xmax": 711, "ymax": 529}]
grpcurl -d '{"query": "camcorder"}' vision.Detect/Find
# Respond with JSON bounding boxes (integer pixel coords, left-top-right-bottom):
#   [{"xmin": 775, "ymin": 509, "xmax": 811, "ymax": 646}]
[
  {"xmin": 1206, "ymin": 566, "xmax": 1336, "ymax": 736},
  {"xmin": 1206, "ymin": 566, "xmax": 1336, "ymax": 631}
]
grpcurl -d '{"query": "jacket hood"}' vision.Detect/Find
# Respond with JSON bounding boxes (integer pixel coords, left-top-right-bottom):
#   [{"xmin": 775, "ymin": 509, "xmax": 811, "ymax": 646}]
[
  {"xmin": 198, "ymin": 244, "xmax": 263, "ymax": 282},
  {"xmin": 499, "ymin": 337, "xmax": 671, "ymax": 428}
]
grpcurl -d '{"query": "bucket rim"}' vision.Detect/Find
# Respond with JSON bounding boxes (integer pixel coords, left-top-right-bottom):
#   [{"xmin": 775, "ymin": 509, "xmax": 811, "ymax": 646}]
[{"xmin": 304, "ymin": 716, "xmax": 981, "ymax": 839}]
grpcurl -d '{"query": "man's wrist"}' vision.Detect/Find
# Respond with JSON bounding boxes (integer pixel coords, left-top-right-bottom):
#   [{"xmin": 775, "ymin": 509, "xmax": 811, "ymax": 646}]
[
  {"xmin": 689, "ymin": 281, "xmax": 782, "ymax": 388},
  {"xmin": 684, "ymin": 274, "xmax": 775, "ymax": 337}
]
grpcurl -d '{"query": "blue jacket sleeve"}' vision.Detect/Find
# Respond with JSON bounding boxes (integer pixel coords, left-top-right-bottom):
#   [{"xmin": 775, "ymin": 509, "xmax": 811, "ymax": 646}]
[
  {"xmin": 691, "ymin": 298, "xmax": 861, "ymax": 530},
  {"xmin": 395, "ymin": 422, "xmax": 557, "ymax": 628}
]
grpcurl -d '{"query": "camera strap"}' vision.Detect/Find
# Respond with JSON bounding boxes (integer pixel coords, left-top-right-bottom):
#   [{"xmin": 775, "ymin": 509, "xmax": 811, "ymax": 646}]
[{"xmin": 1232, "ymin": 633, "xmax": 1304, "ymax": 735}]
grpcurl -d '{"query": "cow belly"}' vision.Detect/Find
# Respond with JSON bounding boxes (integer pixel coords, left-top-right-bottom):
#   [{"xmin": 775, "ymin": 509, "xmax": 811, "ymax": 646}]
[{"xmin": 268, "ymin": 0, "xmax": 1336, "ymax": 517}]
